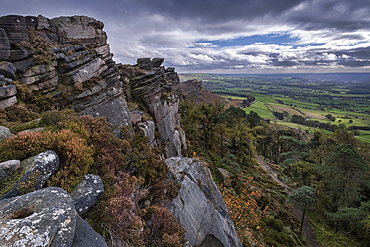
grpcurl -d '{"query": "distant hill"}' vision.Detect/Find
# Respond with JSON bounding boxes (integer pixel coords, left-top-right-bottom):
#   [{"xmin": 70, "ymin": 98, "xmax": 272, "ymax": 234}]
[{"xmin": 180, "ymin": 79, "xmax": 228, "ymax": 105}]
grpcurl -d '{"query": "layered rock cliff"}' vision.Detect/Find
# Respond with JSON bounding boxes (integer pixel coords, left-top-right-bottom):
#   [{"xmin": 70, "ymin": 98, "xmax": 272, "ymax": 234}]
[
  {"xmin": 0, "ymin": 14, "xmax": 240, "ymax": 246},
  {"xmin": 0, "ymin": 14, "xmax": 185, "ymax": 157}
]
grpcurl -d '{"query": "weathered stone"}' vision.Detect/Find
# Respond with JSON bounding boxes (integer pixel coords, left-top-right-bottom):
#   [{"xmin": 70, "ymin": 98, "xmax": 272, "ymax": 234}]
[
  {"xmin": 0, "ymin": 61, "xmax": 16, "ymax": 79},
  {"xmin": 0, "ymin": 126, "xmax": 13, "ymax": 141},
  {"xmin": 18, "ymin": 127, "xmax": 45, "ymax": 134},
  {"xmin": 0, "ymin": 96, "xmax": 17, "ymax": 109},
  {"xmin": 70, "ymin": 174, "xmax": 104, "ymax": 215},
  {"xmin": 136, "ymin": 58, "xmax": 152, "ymax": 70},
  {"xmin": 23, "ymin": 64, "xmax": 55, "ymax": 77},
  {"xmin": 152, "ymin": 58, "xmax": 164, "ymax": 68},
  {"xmin": 95, "ymin": 44, "xmax": 110, "ymax": 57},
  {"xmin": 4, "ymin": 78, "xmax": 12, "ymax": 85},
  {"xmin": 12, "ymin": 57, "xmax": 33, "ymax": 73},
  {"xmin": 81, "ymin": 92, "xmax": 132, "ymax": 133},
  {"xmin": 64, "ymin": 50, "xmax": 90, "ymax": 63},
  {"xmin": 36, "ymin": 14, "xmax": 50, "ymax": 30},
  {"xmin": 0, "ymin": 28, "xmax": 10, "ymax": 60},
  {"xmin": 0, "ymin": 15, "xmax": 29, "ymax": 47},
  {"xmin": 0, "ymin": 160, "xmax": 20, "ymax": 183},
  {"xmin": 52, "ymin": 16, "xmax": 107, "ymax": 46},
  {"xmin": 64, "ymin": 58, "xmax": 107, "ymax": 84},
  {"xmin": 63, "ymin": 44, "xmax": 85, "ymax": 54},
  {"xmin": 35, "ymin": 15, "xmax": 58, "ymax": 42},
  {"xmin": 217, "ymin": 168, "xmax": 233, "ymax": 183},
  {"xmin": 130, "ymin": 110, "xmax": 143, "ymax": 125},
  {"xmin": 0, "ymin": 150, "xmax": 60, "ymax": 200},
  {"xmin": 0, "ymin": 85, "xmax": 17, "ymax": 100},
  {"xmin": 0, "ymin": 187, "xmax": 77, "ymax": 247},
  {"xmin": 8, "ymin": 48, "xmax": 30, "ymax": 61},
  {"xmin": 54, "ymin": 52, "xmax": 65, "ymax": 60},
  {"xmin": 166, "ymin": 157, "xmax": 242, "ymax": 247},
  {"xmin": 137, "ymin": 120, "xmax": 157, "ymax": 148},
  {"xmin": 72, "ymin": 215, "xmax": 108, "ymax": 247},
  {"xmin": 20, "ymin": 69, "xmax": 58, "ymax": 86}
]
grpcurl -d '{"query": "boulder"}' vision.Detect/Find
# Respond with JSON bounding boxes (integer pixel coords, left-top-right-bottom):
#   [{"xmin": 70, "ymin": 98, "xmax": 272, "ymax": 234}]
[
  {"xmin": 0, "ymin": 84, "xmax": 17, "ymax": 100},
  {"xmin": 0, "ymin": 160, "xmax": 20, "ymax": 183},
  {"xmin": 0, "ymin": 61, "xmax": 16, "ymax": 79},
  {"xmin": 0, "ymin": 28, "xmax": 10, "ymax": 60},
  {"xmin": 72, "ymin": 215, "xmax": 108, "ymax": 247},
  {"xmin": 130, "ymin": 110, "xmax": 143, "ymax": 125},
  {"xmin": 0, "ymin": 187, "xmax": 77, "ymax": 247},
  {"xmin": 0, "ymin": 126, "xmax": 13, "ymax": 141},
  {"xmin": 0, "ymin": 150, "xmax": 60, "ymax": 200},
  {"xmin": 165, "ymin": 157, "xmax": 242, "ymax": 247},
  {"xmin": 70, "ymin": 174, "xmax": 104, "ymax": 215},
  {"xmin": 0, "ymin": 95, "xmax": 17, "ymax": 109}
]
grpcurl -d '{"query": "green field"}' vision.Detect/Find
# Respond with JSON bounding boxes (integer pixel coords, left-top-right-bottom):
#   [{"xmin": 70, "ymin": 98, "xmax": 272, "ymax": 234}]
[{"xmin": 181, "ymin": 73, "xmax": 370, "ymax": 143}]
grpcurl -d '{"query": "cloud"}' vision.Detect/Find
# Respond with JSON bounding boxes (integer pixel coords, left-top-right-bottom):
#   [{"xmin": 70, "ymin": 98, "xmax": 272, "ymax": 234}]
[{"xmin": 0, "ymin": 0, "xmax": 370, "ymax": 73}]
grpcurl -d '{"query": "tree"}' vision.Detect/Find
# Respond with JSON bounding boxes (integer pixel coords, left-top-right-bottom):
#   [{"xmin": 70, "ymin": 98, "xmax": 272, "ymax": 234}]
[
  {"xmin": 318, "ymin": 144, "xmax": 370, "ymax": 209},
  {"xmin": 289, "ymin": 186, "xmax": 317, "ymax": 237}
]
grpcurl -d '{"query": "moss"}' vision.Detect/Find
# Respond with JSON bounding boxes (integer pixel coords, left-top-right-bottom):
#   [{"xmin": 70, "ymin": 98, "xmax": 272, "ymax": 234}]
[{"xmin": 0, "ymin": 168, "xmax": 25, "ymax": 197}]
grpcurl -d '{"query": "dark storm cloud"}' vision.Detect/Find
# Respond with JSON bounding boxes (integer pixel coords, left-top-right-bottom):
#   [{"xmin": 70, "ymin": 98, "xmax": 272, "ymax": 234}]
[{"xmin": 1, "ymin": 0, "xmax": 370, "ymax": 72}]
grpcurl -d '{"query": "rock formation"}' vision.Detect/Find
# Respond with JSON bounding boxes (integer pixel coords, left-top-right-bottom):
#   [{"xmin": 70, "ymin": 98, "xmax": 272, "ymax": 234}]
[
  {"xmin": 0, "ymin": 14, "xmax": 185, "ymax": 157},
  {"xmin": 166, "ymin": 157, "xmax": 242, "ymax": 247},
  {"xmin": 0, "ymin": 14, "xmax": 242, "ymax": 246},
  {"xmin": 0, "ymin": 152, "xmax": 106, "ymax": 247}
]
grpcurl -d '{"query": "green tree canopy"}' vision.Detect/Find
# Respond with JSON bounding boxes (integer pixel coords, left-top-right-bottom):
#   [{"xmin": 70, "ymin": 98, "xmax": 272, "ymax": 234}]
[
  {"xmin": 289, "ymin": 185, "xmax": 317, "ymax": 210},
  {"xmin": 318, "ymin": 144, "xmax": 370, "ymax": 209}
]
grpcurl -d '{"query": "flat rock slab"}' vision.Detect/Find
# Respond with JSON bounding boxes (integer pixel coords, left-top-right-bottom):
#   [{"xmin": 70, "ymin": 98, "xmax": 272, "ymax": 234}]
[
  {"xmin": 72, "ymin": 215, "xmax": 108, "ymax": 247},
  {"xmin": 0, "ymin": 150, "xmax": 60, "ymax": 200},
  {"xmin": 0, "ymin": 187, "xmax": 77, "ymax": 247},
  {"xmin": 70, "ymin": 174, "xmax": 104, "ymax": 215}
]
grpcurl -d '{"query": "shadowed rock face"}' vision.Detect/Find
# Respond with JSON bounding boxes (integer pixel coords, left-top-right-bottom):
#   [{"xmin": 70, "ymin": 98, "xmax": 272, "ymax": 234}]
[{"xmin": 165, "ymin": 157, "xmax": 242, "ymax": 247}]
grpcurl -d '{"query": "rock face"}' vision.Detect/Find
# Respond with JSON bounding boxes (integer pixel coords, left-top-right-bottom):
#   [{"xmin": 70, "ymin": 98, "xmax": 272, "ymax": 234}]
[
  {"xmin": 72, "ymin": 215, "xmax": 108, "ymax": 247},
  {"xmin": 129, "ymin": 59, "xmax": 186, "ymax": 157},
  {"xmin": 0, "ymin": 150, "xmax": 60, "ymax": 200},
  {"xmin": 165, "ymin": 157, "xmax": 242, "ymax": 247},
  {"xmin": 0, "ymin": 187, "xmax": 77, "ymax": 247},
  {"xmin": 70, "ymin": 174, "xmax": 104, "ymax": 215}
]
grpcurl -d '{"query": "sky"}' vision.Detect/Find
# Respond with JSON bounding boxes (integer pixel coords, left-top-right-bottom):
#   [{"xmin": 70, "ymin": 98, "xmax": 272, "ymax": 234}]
[{"xmin": 1, "ymin": 0, "xmax": 370, "ymax": 74}]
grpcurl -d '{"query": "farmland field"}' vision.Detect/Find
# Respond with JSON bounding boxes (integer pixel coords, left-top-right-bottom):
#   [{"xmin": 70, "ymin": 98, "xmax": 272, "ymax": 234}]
[{"xmin": 179, "ymin": 73, "xmax": 370, "ymax": 142}]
